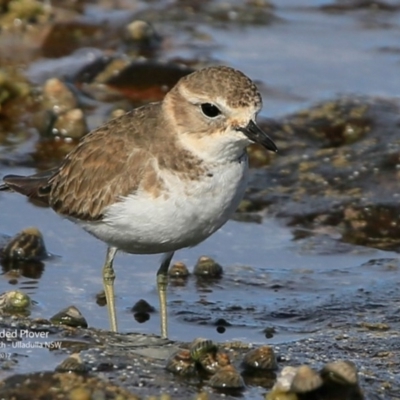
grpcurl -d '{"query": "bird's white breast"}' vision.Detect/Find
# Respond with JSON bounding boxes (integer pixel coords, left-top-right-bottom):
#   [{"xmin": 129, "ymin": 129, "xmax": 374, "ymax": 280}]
[{"xmin": 79, "ymin": 156, "xmax": 248, "ymax": 254}]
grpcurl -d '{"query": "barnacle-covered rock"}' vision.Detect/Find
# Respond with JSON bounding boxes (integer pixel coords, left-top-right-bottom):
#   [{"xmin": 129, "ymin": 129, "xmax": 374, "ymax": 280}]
[
  {"xmin": 189, "ymin": 338, "xmax": 230, "ymax": 374},
  {"xmin": 55, "ymin": 353, "xmax": 88, "ymax": 373},
  {"xmin": 193, "ymin": 256, "xmax": 223, "ymax": 278},
  {"xmin": 242, "ymin": 345, "xmax": 278, "ymax": 371},
  {"xmin": 168, "ymin": 261, "xmax": 189, "ymax": 278},
  {"xmin": 50, "ymin": 305, "xmax": 88, "ymax": 328},
  {"xmin": 209, "ymin": 365, "xmax": 245, "ymax": 390},
  {"xmin": 190, "ymin": 338, "xmax": 218, "ymax": 362}
]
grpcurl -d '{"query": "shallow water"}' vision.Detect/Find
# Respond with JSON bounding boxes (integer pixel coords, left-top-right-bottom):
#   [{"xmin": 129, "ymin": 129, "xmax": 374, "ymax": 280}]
[
  {"xmin": 218, "ymin": 4, "xmax": 400, "ymax": 117},
  {"xmin": 1, "ymin": 0, "xmax": 400, "ymax": 393},
  {"xmin": 0, "ymin": 166, "xmax": 397, "ymax": 340},
  {"xmin": 1, "ymin": 183, "xmax": 398, "ymax": 379}
]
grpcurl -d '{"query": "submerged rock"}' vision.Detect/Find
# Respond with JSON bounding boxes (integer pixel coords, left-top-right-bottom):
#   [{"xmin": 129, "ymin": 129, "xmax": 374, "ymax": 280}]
[{"xmin": 131, "ymin": 299, "xmax": 155, "ymax": 314}]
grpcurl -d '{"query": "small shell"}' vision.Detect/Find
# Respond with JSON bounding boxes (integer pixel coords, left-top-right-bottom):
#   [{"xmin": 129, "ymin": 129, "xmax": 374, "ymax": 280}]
[
  {"xmin": 1, "ymin": 227, "xmax": 47, "ymax": 261},
  {"xmin": 209, "ymin": 365, "xmax": 245, "ymax": 390},
  {"xmin": 50, "ymin": 305, "xmax": 88, "ymax": 328},
  {"xmin": 55, "ymin": 353, "xmax": 87, "ymax": 373},
  {"xmin": 168, "ymin": 262, "xmax": 189, "ymax": 278},
  {"xmin": 165, "ymin": 349, "xmax": 197, "ymax": 376},
  {"xmin": 190, "ymin": 338, "xmax": 218, "ymax": 361},
  {"xmin": 290, "ymin": 365, "xmax": 323, "ymax": 393},
  {"xmin": 198, "ymin": 351, "xmax": 231, "ymax": 375},
  {"xmin": 0, "ymin": 290, "xmax": 31, "ymax": 312},
  {"xmin": 242, "ymin": 345, "xmax": 278, "ymax": 371},
  {"xmin": 321, "ymin": 360, "xmax": 358, "ymax": 386},
  {"xmin": 193, "ymin": 256, "xmax": 223, "ymax": 278},
  {"xmin": 215, "ymin": 351, "xmax": 231, "ymax": 368},
  {"xmin": 190, "ymin": 339, "xmax": 230, "ymax": 374}
]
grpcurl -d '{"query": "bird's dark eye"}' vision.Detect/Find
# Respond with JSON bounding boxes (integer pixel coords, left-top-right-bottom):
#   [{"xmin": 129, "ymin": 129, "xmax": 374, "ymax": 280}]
[{"xmin": 201, "ymin": 103, "xmax": 221, "ymax": 118}]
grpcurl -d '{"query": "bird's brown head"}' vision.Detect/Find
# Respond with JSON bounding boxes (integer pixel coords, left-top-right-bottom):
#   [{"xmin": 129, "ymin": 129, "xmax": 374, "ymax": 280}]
[{"xmin": 163, "ymin": 66, "xmax": 277, "ymax": 160}]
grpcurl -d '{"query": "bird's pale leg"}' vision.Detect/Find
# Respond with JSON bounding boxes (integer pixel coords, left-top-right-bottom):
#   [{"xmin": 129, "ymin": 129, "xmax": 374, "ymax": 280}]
[
  {"xmin": 157, "ymin": 251, "xmax": 175, "ymax": 338},
  {"xmin": 103, "ymin": 246, "xmax": 118, "ymax": 332}
]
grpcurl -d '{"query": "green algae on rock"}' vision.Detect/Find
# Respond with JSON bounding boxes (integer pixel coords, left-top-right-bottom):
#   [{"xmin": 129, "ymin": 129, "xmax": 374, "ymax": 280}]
[{"xmin": 0, "ymin": 289, "xmax": 31, "ymax": 313}]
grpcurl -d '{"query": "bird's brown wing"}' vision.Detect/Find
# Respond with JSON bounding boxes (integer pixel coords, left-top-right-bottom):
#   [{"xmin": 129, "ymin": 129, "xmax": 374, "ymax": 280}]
[
  {"xmin": 48, "ymin": 124, "xmax": 152, "ymax": 221},
  {"xmin": 2, "ymin": 105, "xmax": 164, "ymax": 221}
]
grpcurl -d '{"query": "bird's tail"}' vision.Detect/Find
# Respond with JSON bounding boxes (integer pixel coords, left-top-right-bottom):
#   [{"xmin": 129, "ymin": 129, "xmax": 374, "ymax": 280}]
[{"xmin": 0, "ymin": 168, "xmax": 58, "ymax": 204}]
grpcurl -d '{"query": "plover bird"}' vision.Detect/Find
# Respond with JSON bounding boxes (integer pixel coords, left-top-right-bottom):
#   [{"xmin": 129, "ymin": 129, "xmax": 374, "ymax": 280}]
[{"xmin": 0, "ymin": 66, "xmax": 278, "ymax": 337}]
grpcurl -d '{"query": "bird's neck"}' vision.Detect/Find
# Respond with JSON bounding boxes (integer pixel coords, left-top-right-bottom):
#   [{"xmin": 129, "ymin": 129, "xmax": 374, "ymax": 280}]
[
  {"xmin": 162, "ymin": 90, "xmax": 249, "ymax": 164},
  {"xmin": 179, "ymin": 132, "xmax": 249, "ymax": 164}
]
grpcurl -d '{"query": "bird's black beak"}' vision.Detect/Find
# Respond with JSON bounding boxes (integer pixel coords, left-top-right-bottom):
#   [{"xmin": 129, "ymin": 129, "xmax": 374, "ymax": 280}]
[{"xmin": 238, "ymin": 120, "xmax": 278, "ymax": 153}]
